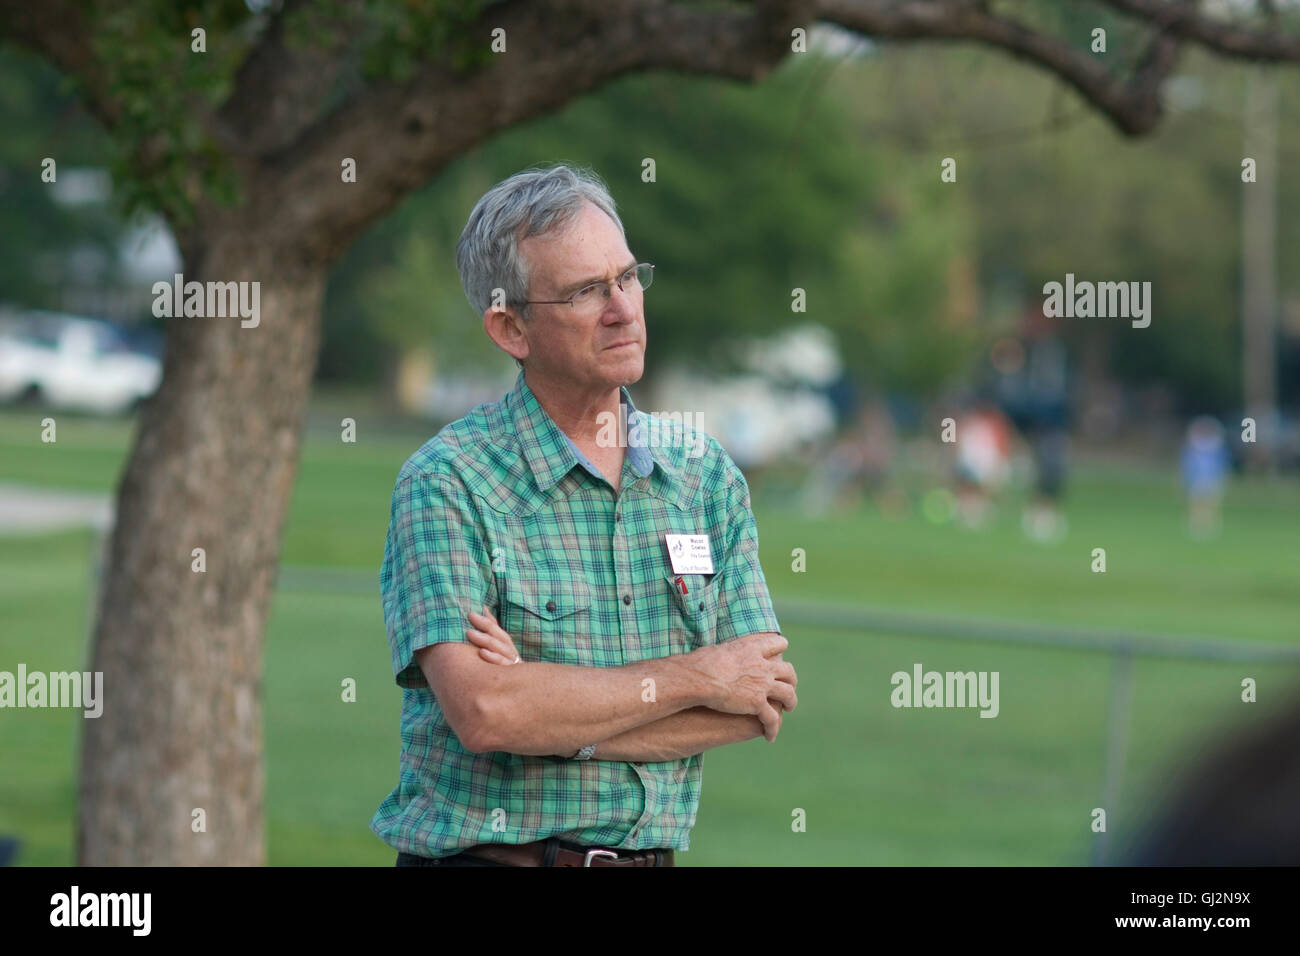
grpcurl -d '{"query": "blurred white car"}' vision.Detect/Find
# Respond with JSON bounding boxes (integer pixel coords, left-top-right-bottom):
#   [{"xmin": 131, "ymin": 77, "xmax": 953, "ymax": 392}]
[{"xmin": 0, "ymin": 312, "xmax": 162, "ymax": 415}]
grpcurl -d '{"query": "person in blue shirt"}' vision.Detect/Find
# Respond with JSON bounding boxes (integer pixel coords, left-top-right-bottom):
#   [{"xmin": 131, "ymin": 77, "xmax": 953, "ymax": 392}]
[{"xmin": 1181, "ymin": 416, "xmax": 1230, "ymax": 538}]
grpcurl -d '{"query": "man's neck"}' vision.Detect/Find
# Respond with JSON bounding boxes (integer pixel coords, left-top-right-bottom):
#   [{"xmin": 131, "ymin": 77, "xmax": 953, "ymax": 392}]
[{"xmin": 524, "ymin": 370, "xmax": 623, "ymax": 448}]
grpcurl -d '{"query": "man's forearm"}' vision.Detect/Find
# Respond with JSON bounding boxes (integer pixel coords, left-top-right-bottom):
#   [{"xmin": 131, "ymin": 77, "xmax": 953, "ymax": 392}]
[
  {"xmin": 478, "ymin": 653, "xmax": 716, "ymax": 756},
  {"xmin": 583, "ymin": 706, "xmax": 764, "ymax": 762}
]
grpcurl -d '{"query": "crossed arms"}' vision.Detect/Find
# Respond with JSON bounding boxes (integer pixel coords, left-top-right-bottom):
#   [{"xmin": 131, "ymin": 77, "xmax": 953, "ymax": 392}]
[{"xmin": 414, "ymin": 608, "xmax": 797, "ymax": 763}]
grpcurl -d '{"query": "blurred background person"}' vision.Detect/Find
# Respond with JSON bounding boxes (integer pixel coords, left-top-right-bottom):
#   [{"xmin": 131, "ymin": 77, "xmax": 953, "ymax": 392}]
[
  {"xmin": 952, "ymin": 395, "xmax": 1013, "ymax": 529},
  {"xmin": 1182, "ymin": 415, "xmax": 1231, "ymax": 539},
  {"xmin": 996, "ymin": 311, "xmax": 1071, "ymax": 543}
]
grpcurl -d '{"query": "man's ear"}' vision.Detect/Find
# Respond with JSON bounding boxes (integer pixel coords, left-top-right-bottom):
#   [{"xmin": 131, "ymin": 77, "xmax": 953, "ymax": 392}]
[{"xmin": 483, "ymin": 306, "xmax": 530, "ymax": 364}]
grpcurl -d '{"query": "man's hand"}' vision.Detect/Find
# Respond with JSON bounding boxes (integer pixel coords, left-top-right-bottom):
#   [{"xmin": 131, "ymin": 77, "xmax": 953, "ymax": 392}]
[
  {"xmin": 466, "ymin": 607, "xmax": 521, "ymax": 665},
  {"xmin": 690, "ymin": 632, "xmax": 796, "ymax": 742}
]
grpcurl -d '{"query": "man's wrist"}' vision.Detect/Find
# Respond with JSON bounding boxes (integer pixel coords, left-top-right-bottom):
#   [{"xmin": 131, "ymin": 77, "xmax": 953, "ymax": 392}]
[{"xmin": 667, "ymin": 646, "xmax": 720, "ymax": 710}]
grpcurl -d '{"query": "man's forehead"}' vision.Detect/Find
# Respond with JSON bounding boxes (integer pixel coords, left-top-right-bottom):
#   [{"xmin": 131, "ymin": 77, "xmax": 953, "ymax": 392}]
[{"xmin": 523, "ymin": 209, "xmax": 630, "ymax": 288}]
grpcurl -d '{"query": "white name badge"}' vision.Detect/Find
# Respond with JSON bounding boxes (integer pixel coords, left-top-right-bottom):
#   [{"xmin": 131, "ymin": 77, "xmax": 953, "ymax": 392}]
[{"xmin": 665, "ymin": 534, "xmax": 715, "ymax": 575}]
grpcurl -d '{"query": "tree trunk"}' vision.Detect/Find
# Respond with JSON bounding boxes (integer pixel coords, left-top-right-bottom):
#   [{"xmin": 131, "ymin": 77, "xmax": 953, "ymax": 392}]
[{"xmin": 77, "ymin": 233, "xmax": 325, "ymax": 865}]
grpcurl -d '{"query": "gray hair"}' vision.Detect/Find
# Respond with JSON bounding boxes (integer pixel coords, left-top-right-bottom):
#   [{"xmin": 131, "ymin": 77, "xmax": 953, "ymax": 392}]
[{"xmin": 455, "ymin": 163, "xmax": 626, "ymax": 321}]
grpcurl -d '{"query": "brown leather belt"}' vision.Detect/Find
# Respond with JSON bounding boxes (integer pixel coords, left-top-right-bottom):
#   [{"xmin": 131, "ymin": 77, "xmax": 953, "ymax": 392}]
[{"xmin": 462, "ymin": 838, "xmax": 673, "ymax": 867}]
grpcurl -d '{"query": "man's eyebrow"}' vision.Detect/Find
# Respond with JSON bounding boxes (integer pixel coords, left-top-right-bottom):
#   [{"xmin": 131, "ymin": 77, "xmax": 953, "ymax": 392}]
[{"xmin": 556, "ymin": 259, "xmax": 638, "ymax": 297}]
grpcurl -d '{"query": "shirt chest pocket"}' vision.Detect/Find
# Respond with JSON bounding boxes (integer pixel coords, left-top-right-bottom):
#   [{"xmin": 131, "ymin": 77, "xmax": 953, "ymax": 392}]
[
  {"xmin": 663, "ymin": 573, "xmax": 723, "ymax": 650},
  {"xmin": 500, "ymin": 575, "xmax": 594, "ymax": 665}
]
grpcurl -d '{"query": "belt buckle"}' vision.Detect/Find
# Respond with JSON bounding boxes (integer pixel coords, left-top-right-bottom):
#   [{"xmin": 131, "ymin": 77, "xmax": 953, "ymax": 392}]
[{"xmin": 583, "ymin": 848, "xmax": 620, "ymax": 867}]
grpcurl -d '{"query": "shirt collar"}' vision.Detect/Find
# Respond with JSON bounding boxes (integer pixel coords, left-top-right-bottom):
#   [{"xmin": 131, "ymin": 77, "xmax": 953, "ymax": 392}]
[{"xmin": 506, "ymin": 370, "xmax": 677, "ymax": 494}]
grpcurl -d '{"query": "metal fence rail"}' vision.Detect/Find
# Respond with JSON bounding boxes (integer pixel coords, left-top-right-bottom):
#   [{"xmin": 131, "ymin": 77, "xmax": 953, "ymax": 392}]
[{"xmin": 771, "ymin": 598, "xmax": 1300, "ymax": 663}]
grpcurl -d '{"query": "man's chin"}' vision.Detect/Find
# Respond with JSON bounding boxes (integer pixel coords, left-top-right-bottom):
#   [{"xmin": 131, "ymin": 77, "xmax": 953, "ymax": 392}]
[{"xmin": 603, "ymin": 348, "xmax": 645, "ymax": 385}]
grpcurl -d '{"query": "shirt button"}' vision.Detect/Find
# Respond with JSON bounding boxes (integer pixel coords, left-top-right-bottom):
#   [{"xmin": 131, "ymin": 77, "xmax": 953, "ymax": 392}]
[
  {"xmin": 622, "ymin": 594, "xmax": 631, "ymax": 605},
  {"xmin": 614, "ymin": 513, "xmax": 622, "ymax": 523},
  {"xmin": 546, "ymin": 600, "xmax": 556, "ymax": 612},
  {"xmin": 698, "ymin": 602, "xmax": 705, "ymax": 612}
]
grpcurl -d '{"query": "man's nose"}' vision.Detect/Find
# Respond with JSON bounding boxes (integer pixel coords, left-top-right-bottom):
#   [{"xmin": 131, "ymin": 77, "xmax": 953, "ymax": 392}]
[
  {"xmin": 603, "ymin": 282, "xmax": 639, "ymax": 321},
  {"xmin": 598, "ymin": 291, "xmax": 634, "ymax": 325}
]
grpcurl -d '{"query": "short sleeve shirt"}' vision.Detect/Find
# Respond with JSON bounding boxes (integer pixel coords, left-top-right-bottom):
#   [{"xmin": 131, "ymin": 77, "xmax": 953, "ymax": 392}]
[{"xmin": 370, "ymin": 370, "xmax": 781, "ymax": 857}]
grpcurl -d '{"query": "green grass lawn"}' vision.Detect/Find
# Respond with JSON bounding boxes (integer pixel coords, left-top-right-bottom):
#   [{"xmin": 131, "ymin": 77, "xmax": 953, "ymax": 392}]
[{"xmin": 1, "ymin": 408, "xmax": 1297, "ymax": 865}]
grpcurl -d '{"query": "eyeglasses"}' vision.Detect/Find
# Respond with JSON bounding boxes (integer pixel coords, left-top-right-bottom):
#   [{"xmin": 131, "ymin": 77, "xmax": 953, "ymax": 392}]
[{"xmin": 524, "ymin": 262, "xmax": 654, "ymax": 315}]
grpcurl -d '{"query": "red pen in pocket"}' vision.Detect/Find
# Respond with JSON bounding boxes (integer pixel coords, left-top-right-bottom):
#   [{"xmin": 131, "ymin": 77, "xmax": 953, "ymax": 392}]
[{"xmin": 674, "ymin": 575, "xmax": 688, "ymax": 595}]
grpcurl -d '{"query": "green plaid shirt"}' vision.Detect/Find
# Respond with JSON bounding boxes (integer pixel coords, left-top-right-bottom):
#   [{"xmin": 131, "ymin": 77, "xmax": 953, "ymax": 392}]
[{"xmin": 371, "ymin": 370, "xmax": 781, "ymax": 858}]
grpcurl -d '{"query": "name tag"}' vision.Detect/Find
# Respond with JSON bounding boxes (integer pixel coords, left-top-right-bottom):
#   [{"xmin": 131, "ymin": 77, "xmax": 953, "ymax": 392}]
[{"xmin": 665, "ymin": 534, "xmax": 714, "ymax": 575}]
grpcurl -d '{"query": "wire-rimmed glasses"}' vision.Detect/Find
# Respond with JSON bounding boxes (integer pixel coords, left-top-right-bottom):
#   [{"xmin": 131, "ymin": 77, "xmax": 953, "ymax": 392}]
[{"xmin": 524, "ymin": 262, "xmax": 654, "ymax": 315}]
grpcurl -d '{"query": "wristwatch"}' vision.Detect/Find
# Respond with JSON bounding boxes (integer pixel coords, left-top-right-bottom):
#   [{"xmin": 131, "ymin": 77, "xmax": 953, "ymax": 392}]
[{"xmin": 574, "ymin": 743, "xmax": 597, "ymax": 760}]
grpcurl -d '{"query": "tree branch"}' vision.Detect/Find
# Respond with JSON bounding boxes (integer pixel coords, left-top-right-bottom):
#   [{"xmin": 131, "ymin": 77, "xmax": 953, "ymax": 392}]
[
  {"xmin": 817, "ymin": 0, "xmax": 1182, "ymax": 135},
  {"xmin": 7, "ymin": 0, "xmax": 1300, "ymax": 255},
  {"xmin": 213, "ymin": 0, "xmax": 364, "ymax": 157},
  {"xmin": 260, "ymin": 0, "xmax": 815, "ymax": 261},
  {"xmin": 1103, "ymin": 0, "xmax": 1300, "ymax": 61}
]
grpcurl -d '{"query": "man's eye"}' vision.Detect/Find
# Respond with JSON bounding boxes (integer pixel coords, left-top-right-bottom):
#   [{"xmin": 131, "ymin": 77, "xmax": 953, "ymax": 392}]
[{"xmin": 573, "ymin": 285, "xmax": 598, "ymax": 301}]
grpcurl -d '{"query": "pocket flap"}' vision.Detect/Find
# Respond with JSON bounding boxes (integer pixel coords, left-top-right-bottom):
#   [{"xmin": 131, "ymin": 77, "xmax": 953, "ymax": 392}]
[{"xmin": 505, "ymin": 576, "xmax": 592, "ymax": 621}]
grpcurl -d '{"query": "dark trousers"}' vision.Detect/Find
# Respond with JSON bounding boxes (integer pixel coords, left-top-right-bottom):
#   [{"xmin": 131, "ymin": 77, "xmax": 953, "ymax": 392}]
[{"xmin": 396, "ymin": 850, "xmax": 511, "ymax": 867}]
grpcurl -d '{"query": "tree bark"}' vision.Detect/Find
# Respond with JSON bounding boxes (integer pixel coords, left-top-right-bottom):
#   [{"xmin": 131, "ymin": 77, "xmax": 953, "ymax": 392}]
[{"xmin": 77, "ymin": 233, "xmax": 325, "ymax": 865}]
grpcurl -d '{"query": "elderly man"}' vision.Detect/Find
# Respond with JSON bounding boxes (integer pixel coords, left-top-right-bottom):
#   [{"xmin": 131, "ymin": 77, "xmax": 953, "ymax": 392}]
[{"xmin": 372, "ymin": 164, "xmax": 797, "ymax": 868}]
